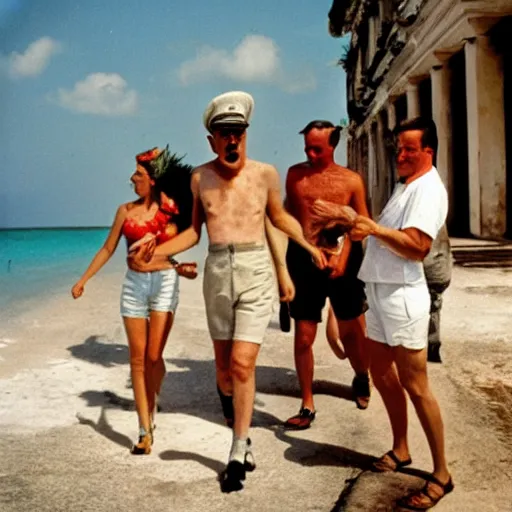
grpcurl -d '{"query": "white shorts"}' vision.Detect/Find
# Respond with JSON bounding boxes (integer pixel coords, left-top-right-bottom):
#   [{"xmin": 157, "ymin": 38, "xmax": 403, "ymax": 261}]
[
  {"xmin": 365, "ymin": 282, "xmax": 430, "ymax": 350},
  {"xmin": 120, "ymin": 268, "xmax": 179, "ymax": 318},
  {"xmin": 203, "ymin": 243, "xmax": 275, "ymax": 344}
]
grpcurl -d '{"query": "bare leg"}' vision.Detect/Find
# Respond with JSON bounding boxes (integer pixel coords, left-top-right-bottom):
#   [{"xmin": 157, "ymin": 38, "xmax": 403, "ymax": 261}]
[
  {"xmin": 395, "ymin": 346, "xmax": 450, "ymax": 482},
  {"xmin": 337, "ymin": 314, "xmax": 370, "ymax": 374},
  {"xmin": 293, "ymin": 320, "xmax": 318, "ymax": 411},
  {"xmin": 213, "ymin": 340, "xmax": 234, "ymax": 427},
  {"xmin": 230, "ymin": 340, "xmax": 260, "ymax": 440},
  {"xmin": 369, "ymin": 339, "xmax": 410, "ymax": 464},
  {"xmin": 123, "ymin": 317, "xmax": 151, "ymax": 438},
  {"xmin": 220, "ymin": 340, "xmax": 260, "ymax": 493},
  {"xmin": 146, "ymin": 311, "xmax": 174, "ymax": 421},
  {"xmin": 325, "ymin": 304, "xmax": 346, "ymax": 360}
]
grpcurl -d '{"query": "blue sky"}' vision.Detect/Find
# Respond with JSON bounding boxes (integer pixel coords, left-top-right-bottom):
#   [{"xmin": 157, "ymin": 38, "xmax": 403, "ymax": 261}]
[{"xmin": 0, "ymin": 0, "xmax": 349, "ymax": 228}]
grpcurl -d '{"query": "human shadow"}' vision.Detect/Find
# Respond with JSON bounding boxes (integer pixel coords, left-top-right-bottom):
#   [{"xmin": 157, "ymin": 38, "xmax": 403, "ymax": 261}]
[
  {"xmin": 76, "ymin": 404, "xmax": 132, "ymax": 449},
  {"xmin": 273, "ymin": 427, "xmax": 375, "ymax": 470},
  {"xmin": 164, "ymin": 358, "xmax": 354, "ymax": 418},
  {"xmin": 80, "ymin": 389, "xmax": 135, "ymax": 411},
  {"xmin": 159, "ymin": 450, "xmax": 224, "ymax": 475},
  {"xmin": 68, "ymin": 335, "xmax": 129, "ymax": 368}
]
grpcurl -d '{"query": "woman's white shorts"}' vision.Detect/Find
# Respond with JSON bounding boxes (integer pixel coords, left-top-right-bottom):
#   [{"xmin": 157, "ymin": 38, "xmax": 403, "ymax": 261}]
[{"xmin": 120, "ymin": 268, "xmax": 179, "ymax": 318}]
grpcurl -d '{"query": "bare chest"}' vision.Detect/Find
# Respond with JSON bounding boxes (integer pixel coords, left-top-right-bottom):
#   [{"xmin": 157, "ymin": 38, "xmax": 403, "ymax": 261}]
[
  {"xmin": 289, "ymin": 172, "xmax": 353, "ymax": 207},
  {"xmin": 199, "ymin": 168, "xmax": 267, "ymax": 220}
]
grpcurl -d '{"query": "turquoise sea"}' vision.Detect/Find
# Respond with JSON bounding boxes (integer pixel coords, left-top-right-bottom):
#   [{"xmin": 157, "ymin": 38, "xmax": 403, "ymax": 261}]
[{"xmin": 0, "ymin": 228, "xmax": 207, "ymax": 313}]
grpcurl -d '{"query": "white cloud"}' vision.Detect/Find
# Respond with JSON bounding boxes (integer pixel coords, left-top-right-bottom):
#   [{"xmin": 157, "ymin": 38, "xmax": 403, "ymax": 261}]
[
  {"xmin": 177, "ymin": 35, "xmax": 316, "ymax": 93},
  {"xmin": 55, "ymin": 73, "xmax": 138, "ymax": 116},
  {"xmin": 9, "ymin": 37, "xmax": 62, "ymax": 78}
]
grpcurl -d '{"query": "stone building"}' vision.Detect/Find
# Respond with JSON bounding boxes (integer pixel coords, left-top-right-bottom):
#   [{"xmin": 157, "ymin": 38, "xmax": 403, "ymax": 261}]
[{"xmin": 328, "ymin": 0, "xmax": 512, "ymax": 238}]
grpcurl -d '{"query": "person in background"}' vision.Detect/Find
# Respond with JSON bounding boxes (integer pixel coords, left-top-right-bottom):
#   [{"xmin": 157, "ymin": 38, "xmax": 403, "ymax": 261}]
[
  {"xmin": 283, "ymin": 120, "xmax": 371, "ymax": 430},
  {"xmin": 423, "ymin": 224, "xmax": 452, "ymax": 363}
]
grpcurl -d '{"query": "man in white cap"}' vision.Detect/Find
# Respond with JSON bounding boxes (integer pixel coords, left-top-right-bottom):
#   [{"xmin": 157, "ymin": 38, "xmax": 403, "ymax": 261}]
[{"xmin": 129, "ymin": 91, "xmax": 325, "ymax": 492}]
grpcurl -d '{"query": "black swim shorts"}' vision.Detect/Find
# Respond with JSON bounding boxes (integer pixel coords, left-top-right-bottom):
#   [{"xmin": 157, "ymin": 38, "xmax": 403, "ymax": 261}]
[{"xmin": 286, "ymin": 241, "xmax": 367, "ymax": 323}]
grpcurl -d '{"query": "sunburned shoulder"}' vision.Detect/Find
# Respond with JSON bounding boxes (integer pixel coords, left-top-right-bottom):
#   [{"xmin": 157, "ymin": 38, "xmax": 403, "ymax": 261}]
[
  {"xmin": 332, "ymin": 165, "xmax": 365, "ymax": 184},
  {"xmin": 287, "ymin": 161, "xmax": 310, "ymax": 173}
]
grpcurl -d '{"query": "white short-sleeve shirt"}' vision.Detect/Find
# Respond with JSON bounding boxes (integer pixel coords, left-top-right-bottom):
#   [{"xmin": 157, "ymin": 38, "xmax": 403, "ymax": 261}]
[{"xmin": 358, "ymin": 167, "xmax": 448, "ymax": 285}]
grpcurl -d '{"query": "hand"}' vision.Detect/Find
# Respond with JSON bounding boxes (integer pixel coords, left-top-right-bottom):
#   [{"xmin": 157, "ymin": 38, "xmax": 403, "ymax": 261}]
[
  {"xmin": 310, "ymin": 245, "xmax": 328, "ymax": 270},
  {"xmin": 128, "ymin": 233, "xmax": 156, "ymax": 253},
  {"xmin": 326, "ymin": 250, "xmax": 345, "ymax": 279},
  {"xmin": 277, "ymin": 268, "xmax": 295, "ymax": 302},
  {"xmin": 350, "ymin": 215, "xmax": 379, "ymax": 241},
  {"xmin": 176, "ymin": 262, "xmax": 198, "ymax": 279},
  {"xmin": 71, "ymin": 281, "xmax": 85, "ymax": 299},
  {"xmin": 127, "ymin": 245, "xmax": 152, "ymax": 272},
  {"xmin": 311, "ymin": 200, "xmax": 358, "ymax": 225}
]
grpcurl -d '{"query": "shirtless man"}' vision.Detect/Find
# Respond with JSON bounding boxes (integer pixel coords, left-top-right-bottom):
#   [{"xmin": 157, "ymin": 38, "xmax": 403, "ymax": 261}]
[
  {"xmin": 283, "ymin": 120, "xmax": 371, "ymax": 430},
  {"xmin": 129, "ymin": 91, "xmax": 325, "ymax": 492}
]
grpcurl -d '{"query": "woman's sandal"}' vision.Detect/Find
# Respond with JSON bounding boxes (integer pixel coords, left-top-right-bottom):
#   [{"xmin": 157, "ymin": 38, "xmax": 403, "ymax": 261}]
[
  {"xmin": 397, "ymin": 475, "xmax": 454, "ymax": 510},
  {"xmin": 130, "ymin": 430, "xmax": 153, "ymax": 455},
  {"xmin": 372, "ymin": 450, "xmax": 412, "ymax": 472}
]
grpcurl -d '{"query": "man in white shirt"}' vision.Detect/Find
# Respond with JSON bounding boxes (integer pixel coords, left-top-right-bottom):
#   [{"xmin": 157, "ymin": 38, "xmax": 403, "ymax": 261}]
[{"xmin": 349, "ymin": 118, "xmax": 454, "ymax": 510}]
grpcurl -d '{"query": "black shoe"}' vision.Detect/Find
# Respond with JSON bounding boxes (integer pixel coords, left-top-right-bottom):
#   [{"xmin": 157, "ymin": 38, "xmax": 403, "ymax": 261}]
[
  {"xmin": 220, "ymin": 461, "xmax": 245, "ymax": 493},
  {"xmin": 428, "ymin": 344, "xmax": 442, "ymax": 363}
]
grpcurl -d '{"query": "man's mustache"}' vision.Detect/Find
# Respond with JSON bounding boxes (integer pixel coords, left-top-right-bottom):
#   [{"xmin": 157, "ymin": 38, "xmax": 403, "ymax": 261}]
[{"xmin": 226, "ymin": 143, "xmax": 238, "ymax": 153}]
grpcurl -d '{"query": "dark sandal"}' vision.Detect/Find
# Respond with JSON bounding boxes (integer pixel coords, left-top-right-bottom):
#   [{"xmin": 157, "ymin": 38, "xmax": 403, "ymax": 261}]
[
  {"xmin": 283, "ymin": 407, "xmax": 316, "ymax": 430},
  {"xmin": 397, "ymin": 475, "xmax": 454, "ymax": 510},
  {"xmin": 352, "ymin": 373, "xmax": 371, "ymax": 410},
  {"xmin": 371, "ymin": 450, "xmax": 412, "ymax": 472}
]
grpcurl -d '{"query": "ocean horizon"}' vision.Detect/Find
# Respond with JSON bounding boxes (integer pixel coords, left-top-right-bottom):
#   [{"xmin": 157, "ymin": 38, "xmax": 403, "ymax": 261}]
[{"xmin": 0, "ymin": 227, "xmax": 208, "ymax": 317}]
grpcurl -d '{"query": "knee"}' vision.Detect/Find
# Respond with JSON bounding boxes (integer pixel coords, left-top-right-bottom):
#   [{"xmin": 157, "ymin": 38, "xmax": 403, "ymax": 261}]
[
  {"xmin": 145, "ymin": 352, "xmax": 161, "ymax": 367},
  {"xmin": 401, "ymin": 376, "xmax": 429, "ymax": 401},
  {"xmin": 230, "ymin": 355, "xmax": 254, "ymax": 384},
  {"xmin": 295, "ymin": 331, "xmax": 315, "ymax": 353},
  {"xmin": 130, "ymin": 354, "xmax": 145, "ymax": 374},
  {"xmin": 371, "ymin": 368, "xmax": 397, "ymax": 391}
]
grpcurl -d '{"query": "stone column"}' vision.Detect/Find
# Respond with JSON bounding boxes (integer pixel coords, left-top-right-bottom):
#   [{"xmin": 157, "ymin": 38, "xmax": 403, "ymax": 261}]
[
  {"xmin": 406, "ymin": 80, "xmax": 421, "ymax": 119},
  {"xmin": 431, "ymin": 63, "xmax": 454, "ymax": 224},
  {"xmin": 465, "ymin": 35, "xmax": 507, "ymax": 237},
  {"xmin": 387, "ymin": 101, "xmax": 397, "ymax": 131}
]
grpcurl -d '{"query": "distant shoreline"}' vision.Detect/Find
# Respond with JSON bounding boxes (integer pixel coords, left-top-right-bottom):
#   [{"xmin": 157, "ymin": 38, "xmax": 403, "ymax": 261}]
[{"xmin": 0, "ymin": 226, "xmax": 110, "ymax": 232}]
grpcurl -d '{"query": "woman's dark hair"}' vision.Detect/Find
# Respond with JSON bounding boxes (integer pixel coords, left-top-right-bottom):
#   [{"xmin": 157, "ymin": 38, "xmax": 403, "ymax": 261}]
[
  {"xmin": 395, "ymin": 117, "xmax": 438, "ymax": 155},
  {"xmin": 143, "ymin": 153, "xmax": 193, "ymax": 233},
  {"xmin": 299, "ymin": 120, "xmax": 342, "ymax": 148},
  {"xmin": 154, "ymin": 153, "xmax": 194, "ymax": 234}
]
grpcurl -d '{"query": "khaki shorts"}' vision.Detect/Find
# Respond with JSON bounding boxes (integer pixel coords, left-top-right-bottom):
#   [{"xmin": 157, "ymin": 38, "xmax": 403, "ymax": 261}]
[{"xmin": 203, "ymin": 243, "xmax": 275, "ymax": 344}]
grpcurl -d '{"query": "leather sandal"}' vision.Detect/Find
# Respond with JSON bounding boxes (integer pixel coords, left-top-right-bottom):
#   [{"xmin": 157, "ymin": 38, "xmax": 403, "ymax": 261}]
[
  {"xmin": 397, "ymin": 474, "xmax": 454, "ymax": 510},
  {"xmin": 283, "ymin": 407, "xmax": 316, "ymax": 430},
  {"xmin": 371, "ymin": 450, "xmax": 412, "ymax": 472}
]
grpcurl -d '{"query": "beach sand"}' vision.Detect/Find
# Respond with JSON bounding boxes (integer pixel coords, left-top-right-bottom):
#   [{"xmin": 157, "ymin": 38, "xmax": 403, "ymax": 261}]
[{"xmin": 1, "ymin": 260, "xmax": 511, "ymax": 511}]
